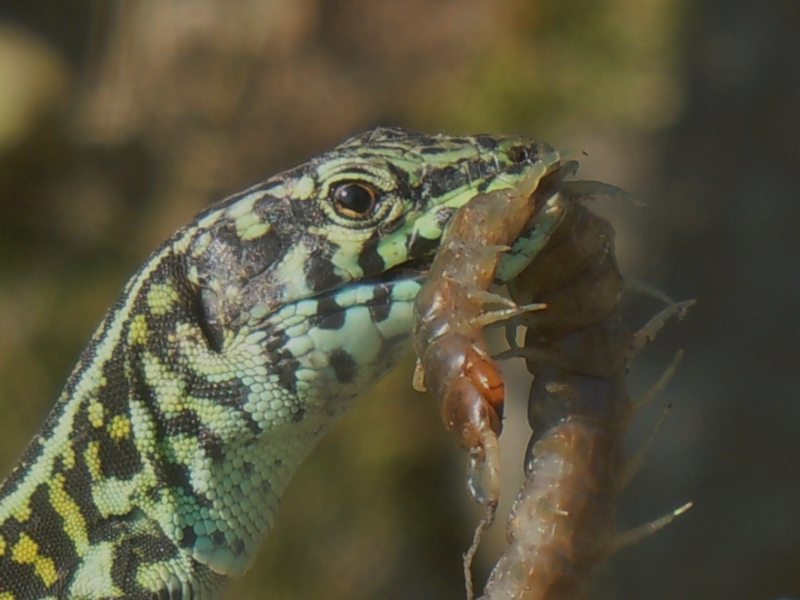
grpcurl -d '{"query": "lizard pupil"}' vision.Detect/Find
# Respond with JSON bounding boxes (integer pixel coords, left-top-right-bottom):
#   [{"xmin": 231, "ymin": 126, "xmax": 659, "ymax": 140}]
[{"xmin": 332, "ymin": 182, "xmax": 377, "ymax": 218}]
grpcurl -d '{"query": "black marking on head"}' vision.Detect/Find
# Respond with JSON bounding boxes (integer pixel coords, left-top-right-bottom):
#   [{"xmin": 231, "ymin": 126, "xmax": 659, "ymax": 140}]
[
  {"xmin": 504, "ymin": 161, "xmax": 531, "ymax": 176},
  {"xmin": 199, "ymin": 428, "xmax": 225, "ymax": 463},
  {"xmin": 211, "ymin": 530, "xmax": 226, "ymax": 546},
  {"xmin": 303, "ymin": 253, "xmax": 344, "ymax": 293},
  {"xmin": 260, "ymin": 329, "xmax": 305, "ymax": 396},
  {"xmin": 474, "ymin": 135, "xmax": 498, "ymax": 150},
  {"xmin": 160, "ymin": 460, "xmax": 194, "ymax": 500},
  {"xmin": 407, "ymin": 228, "xmax": 441, "ymax": 258},
  {"xmin": 368, "ymin": 284, "xmax": 392, "ymax": 323},
  {"xmin": 467, "ymin": 158, "xmax": 495, "ymax": 182},
  {"xmin": 424, "ymin": 165, "xmax": 469, "ymax": 200},
  {"xmin": 165, "ymin": 409, "xmax": 203, "ymax": 437},
  {"xmin": 291, "ymin": 407, "xmax": 306, "ymax": 423},
  {"xmin": 181, "ymin": 525, "xmax": 197, "ymax": 548},
  {"xmin": 180, "ymin": 368, "xmax": 262, "ymax": 435},
  {"xmin": 419, "ymin": 145, "xmax": 446, "ymax": 155},
  {"xmin": 384, "ymin": 162, "xmax": 413, "ymax": 217},
  {"xmin": 329, "ymin": 349, "xmax": 357, "ymax": 384},
  {"xmin": 263, "ymin": 330, "xmax": 288, "ymax": 353},
  {"xmin": 356, "ymin": 235, "xmax": 386, "ymax": 277},
  {"xmin": 315, "ymin": 296, "xmax": 346, "ymax": 330},
  {"xmin": 334, "ymin": 165, "xmax": 375, "ymax": 178},
  {"xmin": 146, "ymin": 485, "xmax": 161, "ymax": 503},
  {"xmin": 477, "ymin": 174, "xmax": 497, "ymax": 192},
  {"xmin": 240, "ymin": 223, "xmax": 288, "ymax": 280},
  {"xmin": 273, "ymin": 351, "xmax": 300, "ymax": 395}
]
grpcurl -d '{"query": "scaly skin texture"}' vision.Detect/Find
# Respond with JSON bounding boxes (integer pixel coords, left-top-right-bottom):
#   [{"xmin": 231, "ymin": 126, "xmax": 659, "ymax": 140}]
[{"xmin": 0, "ymin": 127, "xmax": 563, "ymax": 599}]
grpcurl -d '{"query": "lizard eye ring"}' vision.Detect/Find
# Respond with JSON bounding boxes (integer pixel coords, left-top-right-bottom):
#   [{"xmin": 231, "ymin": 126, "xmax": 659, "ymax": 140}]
[{"xmin": 331, "ymin": 182, "xmax": 378, "ymax": 219}]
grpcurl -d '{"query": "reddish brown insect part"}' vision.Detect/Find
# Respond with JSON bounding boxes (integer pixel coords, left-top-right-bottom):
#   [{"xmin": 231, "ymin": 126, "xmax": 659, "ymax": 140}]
[
  {"xmin": 463, "ymin": 346, "xmax": 505, "ymax": 424},
  {"xmin": 441, "ymin": 377, "xmax": 499, "ymax": 450}
]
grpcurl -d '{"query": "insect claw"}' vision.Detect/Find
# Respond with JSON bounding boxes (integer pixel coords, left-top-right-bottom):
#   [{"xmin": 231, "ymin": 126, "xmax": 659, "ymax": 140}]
[{"xmin": 611, "ymin": 501, "xmax": 693, "ymax": 553}]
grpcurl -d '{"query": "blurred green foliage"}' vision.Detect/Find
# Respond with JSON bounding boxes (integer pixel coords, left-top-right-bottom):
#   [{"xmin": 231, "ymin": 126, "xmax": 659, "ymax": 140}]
[{"xmin": 0, "ymin": 1, "xmax": 798, "ymax": 598}]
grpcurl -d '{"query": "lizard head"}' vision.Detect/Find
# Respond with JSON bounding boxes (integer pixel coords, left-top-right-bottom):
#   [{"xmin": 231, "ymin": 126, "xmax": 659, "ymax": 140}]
[
  {"xmin": 136, "ymin": 127, "xmax": 567, "ymax": 577},
  {"xmin": 186, "ymin": 126, "xmax": 563, "ymax": 354}
]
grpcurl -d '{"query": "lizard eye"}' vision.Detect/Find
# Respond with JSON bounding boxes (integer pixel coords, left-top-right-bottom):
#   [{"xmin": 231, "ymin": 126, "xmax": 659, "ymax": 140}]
[{"xmin": 331, "ymin": 182, "xmax": 378, "ymax": 219}]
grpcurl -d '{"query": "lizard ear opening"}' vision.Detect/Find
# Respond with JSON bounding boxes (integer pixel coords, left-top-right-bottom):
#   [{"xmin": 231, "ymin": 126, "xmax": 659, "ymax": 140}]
[{"xmin": 195, "ymin": 287, "xmax": 226, "ymax": 353}]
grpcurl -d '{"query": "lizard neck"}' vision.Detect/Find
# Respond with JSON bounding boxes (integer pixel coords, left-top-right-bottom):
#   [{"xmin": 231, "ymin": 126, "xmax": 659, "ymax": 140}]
[{"xmin": 0, "ymin": 238, "xmax": 421, "ymax": 595}]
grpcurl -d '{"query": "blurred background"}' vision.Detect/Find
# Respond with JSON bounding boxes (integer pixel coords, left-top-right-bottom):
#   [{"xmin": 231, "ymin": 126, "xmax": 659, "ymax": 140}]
[{"xmin": 0, "ymin": 1, "xmax": 797, "ymax": 598}]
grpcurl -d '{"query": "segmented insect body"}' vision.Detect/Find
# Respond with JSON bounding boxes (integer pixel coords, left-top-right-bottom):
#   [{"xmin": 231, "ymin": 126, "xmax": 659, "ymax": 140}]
[
  {"xmin": 413, "ymin": 166, "xmax": 691, "ymax": 600},
  {"xmin": 484, "ymin": 190, "xmax": 691, "ymax": 599},
  {"xmin": 411, "ymin": 161, "xmax": 567, "ymax": 509},
  {"xmin": 482, "ymin": 197, "xmax": 631, "ymax": 600},
  {"xmin": 412, "ymin": 186, "xmax": 526, "ymax": 508}
]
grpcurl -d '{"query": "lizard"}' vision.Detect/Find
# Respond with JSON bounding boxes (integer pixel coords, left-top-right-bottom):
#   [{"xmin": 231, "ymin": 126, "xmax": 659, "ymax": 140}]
[{"xmin": 0, "ymin": 127, "xmax": 567, "ymax": 599}]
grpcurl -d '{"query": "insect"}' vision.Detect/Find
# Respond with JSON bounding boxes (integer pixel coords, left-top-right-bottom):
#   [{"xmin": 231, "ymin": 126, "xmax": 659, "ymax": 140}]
[
  {"xmin": 411, "ymin": 163, "xmax": 561, "ymax": 509},
  {"xmin": 413, "ymin": 161, "xmax": 693, "ymax": 599}
]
